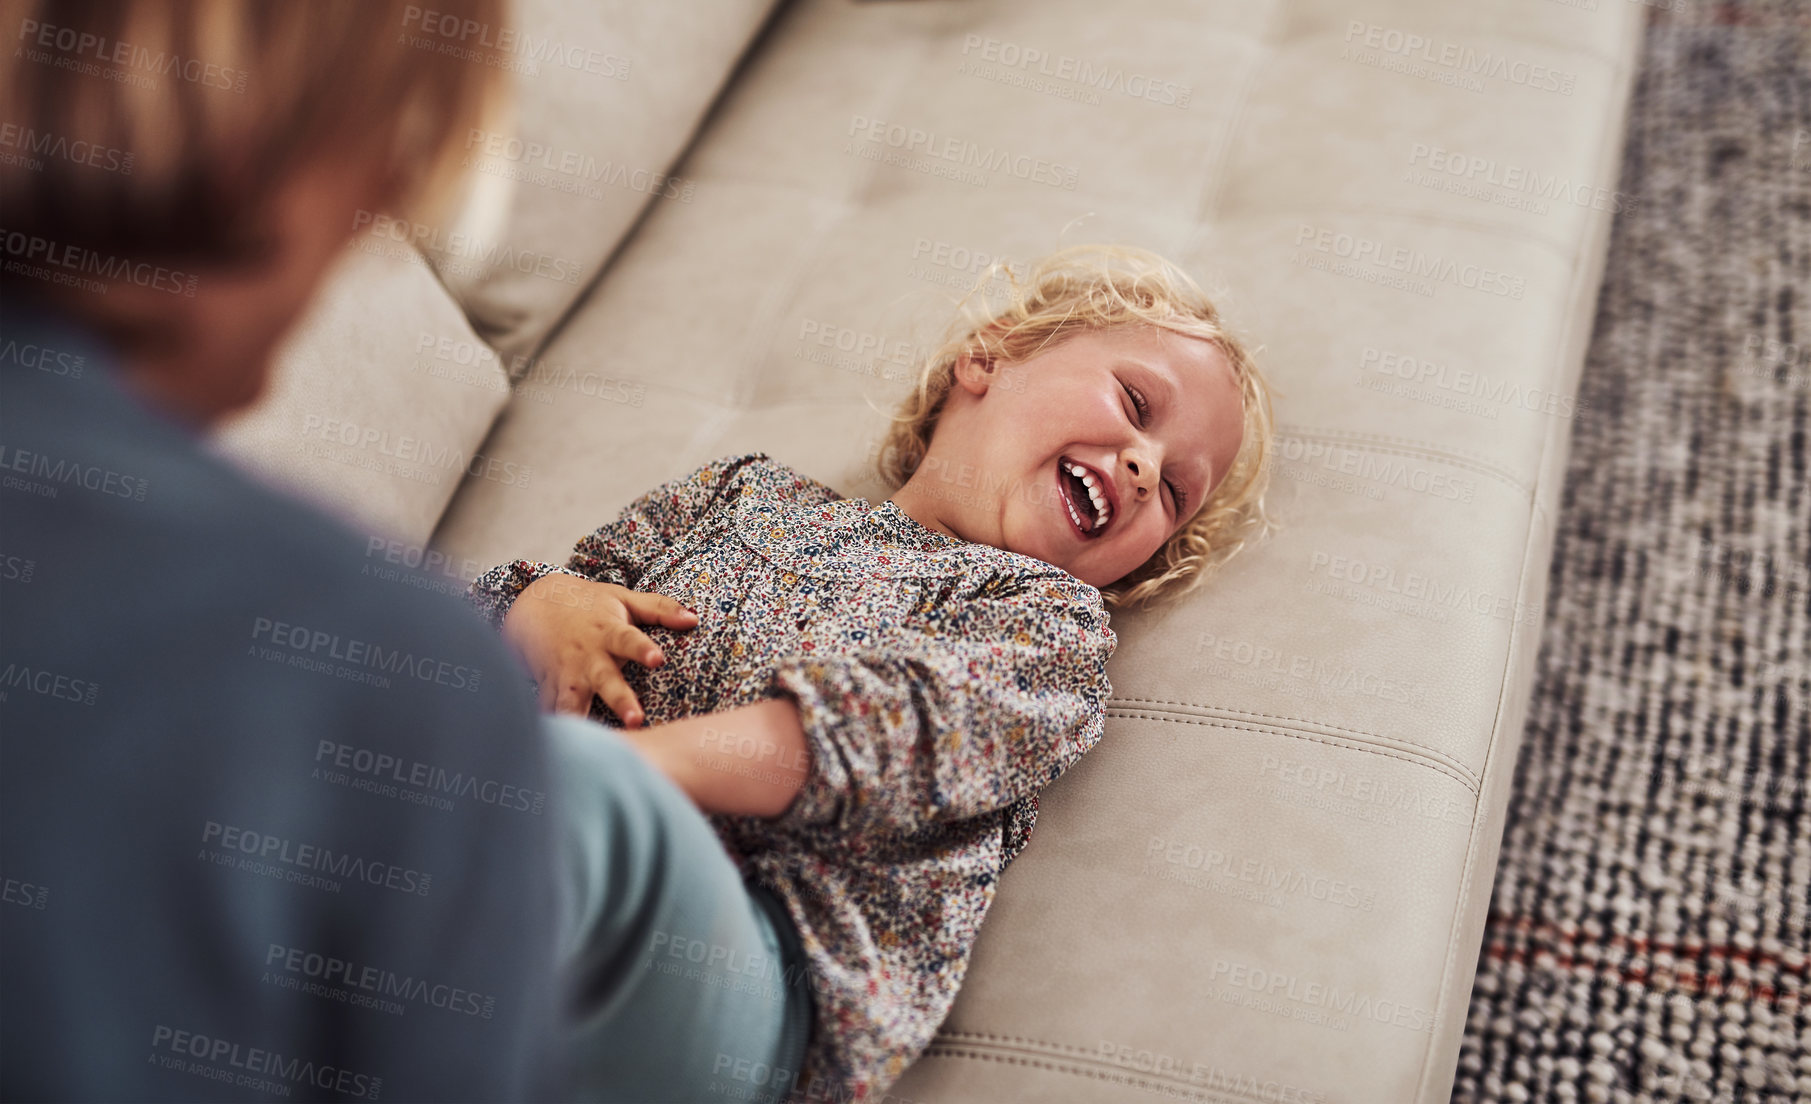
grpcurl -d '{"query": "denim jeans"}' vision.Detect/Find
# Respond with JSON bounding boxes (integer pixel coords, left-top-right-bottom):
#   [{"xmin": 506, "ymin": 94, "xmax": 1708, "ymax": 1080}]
[{"xmin": 541, "ymin": 713, "xmax": 814, "ymax": 1104}]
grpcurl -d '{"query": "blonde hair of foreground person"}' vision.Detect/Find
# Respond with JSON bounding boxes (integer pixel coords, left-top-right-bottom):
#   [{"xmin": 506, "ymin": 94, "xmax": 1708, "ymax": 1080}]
[
  {"xmin": 876, "ymin": 244, "xmax": 1280, "ymax": 612},
  {"xmin": 0, "ymin": 0, "xmax": 511, "ymax": 416}
]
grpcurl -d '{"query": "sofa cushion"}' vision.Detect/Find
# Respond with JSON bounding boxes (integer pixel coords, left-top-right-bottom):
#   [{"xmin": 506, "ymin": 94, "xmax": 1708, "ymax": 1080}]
[
  {"xmin": 212, "ymin": 244, "xmax": 514, "ymax": 562},
  {"xmin": 424, "ymin": 0, "xmax": 784, "ymax": 368},
  {"xmin": 429, "ymin": 0, "xmax": 1646, "ymax": 1099}
]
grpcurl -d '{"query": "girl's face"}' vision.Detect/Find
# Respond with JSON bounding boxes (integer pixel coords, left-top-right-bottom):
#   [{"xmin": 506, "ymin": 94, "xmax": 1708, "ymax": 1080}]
[{"xmin": 894, "ymin": 325, "xmax": 1245, "ymax": 589}]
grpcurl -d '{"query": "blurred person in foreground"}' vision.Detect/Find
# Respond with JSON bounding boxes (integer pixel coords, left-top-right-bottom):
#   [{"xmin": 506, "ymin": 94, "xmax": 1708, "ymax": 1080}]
[{"xmin": 0, "ymin": 2, "xmax": 811, "ymax": 1101}]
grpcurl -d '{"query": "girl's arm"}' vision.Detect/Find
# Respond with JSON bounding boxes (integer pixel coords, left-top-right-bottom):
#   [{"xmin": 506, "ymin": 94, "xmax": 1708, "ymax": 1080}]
[
  {"xmin": 467, "ymin": 452, "xmax": 775, "ymax": 630},
  {"xmin": 765, "ymin": 572, "xmax": 1117, "ymax": 840},
  {"xmin": 619, "ymin": 698, "xmax": 811, "ymax": 819}
]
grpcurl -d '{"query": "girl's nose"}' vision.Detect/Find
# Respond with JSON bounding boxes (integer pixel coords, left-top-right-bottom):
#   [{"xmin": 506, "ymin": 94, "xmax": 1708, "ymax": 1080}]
[{"xmin": 1124, "ymin": 454, "xmax": 1156, "ymax": 499}]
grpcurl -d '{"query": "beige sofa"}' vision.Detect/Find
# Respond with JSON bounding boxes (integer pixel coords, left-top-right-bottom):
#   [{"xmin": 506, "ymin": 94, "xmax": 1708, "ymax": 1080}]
[{"xmin": 214, "ymin": 1, "xmax": 1648, "ymax": 1099}]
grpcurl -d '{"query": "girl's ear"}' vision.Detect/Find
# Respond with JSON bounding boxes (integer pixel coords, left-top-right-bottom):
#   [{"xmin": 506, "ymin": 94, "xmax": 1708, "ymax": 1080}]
[
  {"xmin": 952, "ymin": 346, "xmax": 996, "ymax": 395},
  {"xmin": 955, "ymin": 320, "xmax": 1015, "ymax": 394}
]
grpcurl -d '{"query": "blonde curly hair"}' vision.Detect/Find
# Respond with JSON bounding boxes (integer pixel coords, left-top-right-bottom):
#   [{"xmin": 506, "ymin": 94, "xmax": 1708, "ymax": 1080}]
[{"xmin": 874, "ymin": 244, "xmax": 1277, "ymax": 611}]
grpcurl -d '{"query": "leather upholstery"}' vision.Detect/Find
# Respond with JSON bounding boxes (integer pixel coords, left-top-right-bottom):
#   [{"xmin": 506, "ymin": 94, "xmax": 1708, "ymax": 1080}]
[{"xmin": 214, "ymin": 1, "xmax": 1646, "ymax": 1099}]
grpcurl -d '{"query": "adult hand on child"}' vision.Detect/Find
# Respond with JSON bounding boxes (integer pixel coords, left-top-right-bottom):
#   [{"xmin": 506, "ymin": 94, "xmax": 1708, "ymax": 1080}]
[{"xmin": 501, "ymin": 575, "xmax": 699, "ymax": 724}]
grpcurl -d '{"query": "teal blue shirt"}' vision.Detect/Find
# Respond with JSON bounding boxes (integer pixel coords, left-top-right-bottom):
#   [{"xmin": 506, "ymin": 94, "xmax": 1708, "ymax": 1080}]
[{"xmin": 0, "ymin": 302, "xmax": 561, "ymax": 1101}]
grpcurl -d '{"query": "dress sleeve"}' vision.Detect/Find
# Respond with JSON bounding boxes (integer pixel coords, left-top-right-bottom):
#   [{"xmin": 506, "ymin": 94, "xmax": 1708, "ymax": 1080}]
[
  {"xmin": 768, "ymin": 571, "xmax": 1116, "ymax": 840},
  {"xmin": 465, "ymin": 452, "xmax": 774, "ymax": 630}
]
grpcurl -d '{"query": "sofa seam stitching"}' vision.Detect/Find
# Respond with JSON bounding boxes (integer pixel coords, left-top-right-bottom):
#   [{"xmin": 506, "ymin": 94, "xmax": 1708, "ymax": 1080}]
[
  {"xmin": 1106, "ymin": 708, "xmax": 1480, "ymax": 794},
  {"xmin": 917, "ymin": 1043, "xmax": 1258, "ymax": 1104},
  {"xmin": 1110, "ymin": 696, "xmax": 1480, "ymax": 789},
  {"xmin": 1273, "ymin": 425, "xmax": 1529, "ymax": 491}
]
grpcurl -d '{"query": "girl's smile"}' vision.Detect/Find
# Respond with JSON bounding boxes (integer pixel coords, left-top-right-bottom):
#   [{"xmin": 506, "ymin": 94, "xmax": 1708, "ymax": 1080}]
[
  {"xmin": 1055, "ymin": 454, "xmax": 1125, "ymax": 538},
  {"xmin": 890, "ymin": 325, "xmax": 1246, "ymax": 589}
]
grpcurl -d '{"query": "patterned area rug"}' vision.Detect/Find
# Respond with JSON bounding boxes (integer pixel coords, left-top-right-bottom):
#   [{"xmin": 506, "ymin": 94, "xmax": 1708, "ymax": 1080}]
[{"xmin": 1452, "ymin": 2, "xmax": 1810, "ymax": 1101}]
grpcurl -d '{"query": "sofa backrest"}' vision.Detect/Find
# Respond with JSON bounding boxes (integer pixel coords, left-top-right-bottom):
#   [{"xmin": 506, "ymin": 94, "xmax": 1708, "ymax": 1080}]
[
  {"xmin": 427, "ymin": 0, "xmax": 786, "ymax": 368},
  {"xmin": 212, "ymin": 0, "xmax": 782, "ymax": 545}
]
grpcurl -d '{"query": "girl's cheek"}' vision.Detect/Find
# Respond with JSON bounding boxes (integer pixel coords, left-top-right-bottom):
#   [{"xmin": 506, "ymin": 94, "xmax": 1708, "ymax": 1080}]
[{"xmin": 1135, "ymin": 519, "xmax": 1165, "ymax": 559}]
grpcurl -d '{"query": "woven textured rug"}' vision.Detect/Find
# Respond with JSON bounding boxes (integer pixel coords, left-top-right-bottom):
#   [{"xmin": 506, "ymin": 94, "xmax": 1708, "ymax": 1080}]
[{"xmin": 1451, "ymin": 2, "xmax": 1810, "ymax": 1101}]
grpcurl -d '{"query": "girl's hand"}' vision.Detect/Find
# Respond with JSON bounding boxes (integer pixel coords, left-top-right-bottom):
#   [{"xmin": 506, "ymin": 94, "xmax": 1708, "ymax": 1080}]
[{"xmin": 501, "ymin": 575, "xmax": 699, "ymax": 723}]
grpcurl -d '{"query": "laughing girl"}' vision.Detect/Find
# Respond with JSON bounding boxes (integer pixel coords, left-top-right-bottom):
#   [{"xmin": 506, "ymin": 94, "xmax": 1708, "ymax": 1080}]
[{"xmin": 468, "ymin": 244, "xmax": 1276, "ymax": 1103}]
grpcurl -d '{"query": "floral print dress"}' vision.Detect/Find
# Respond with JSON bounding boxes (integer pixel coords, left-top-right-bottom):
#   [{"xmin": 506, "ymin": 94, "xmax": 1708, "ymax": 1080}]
[{"xmin": 467, "ymin": 452, "xmax": 1117, "ymax": 1102}]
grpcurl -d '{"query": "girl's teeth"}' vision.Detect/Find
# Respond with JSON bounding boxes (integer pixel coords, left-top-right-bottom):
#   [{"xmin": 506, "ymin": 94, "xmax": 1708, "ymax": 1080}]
[{"xmin": 1062, "ymin": 459, "xmax": 1111, "ymax": 533}]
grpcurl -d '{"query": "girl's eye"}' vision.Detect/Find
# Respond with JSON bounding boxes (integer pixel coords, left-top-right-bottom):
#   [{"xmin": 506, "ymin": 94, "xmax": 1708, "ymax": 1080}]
[
  {"xmin": 1122, "ymin": 379, "xmax": 1189, "ymax": 513},
  {"xmin": 1121, "ymin": 381, "xmax": 1151, "ymax": 426}
]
